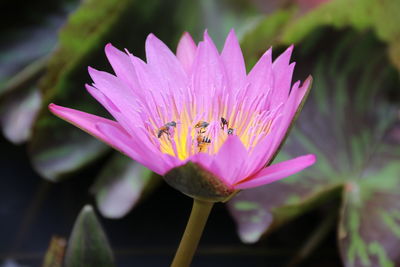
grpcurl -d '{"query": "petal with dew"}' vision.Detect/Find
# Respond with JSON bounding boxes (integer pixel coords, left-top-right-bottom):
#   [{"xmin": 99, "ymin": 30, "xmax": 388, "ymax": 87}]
[{"xmin": 234, "ymin": 154, "xmax": 316, "ymax": 189}]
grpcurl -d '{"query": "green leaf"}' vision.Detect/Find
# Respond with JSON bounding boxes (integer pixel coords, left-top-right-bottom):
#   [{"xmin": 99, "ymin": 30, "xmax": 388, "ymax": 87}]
[
  {"xmin": 241, "ymin": 0, "xmax": 400, "ymax": 71},
  {"xmin": 29, "ymin": 0, "xmax": 162, "ymax": 181},
  {"xmin": 229, "ymin": 29, "xmax": 400, "ymax": 265},
  {"xmin": 0, "ymin": 1, "xmax": 73, "ymax": 144},
  {"xmin": 91, "ymin": 153, "xmax": 161, "ymax": 219},
  {"xmin": 65, "ymin": 205, "xmax": 115, "ymax": 267}
]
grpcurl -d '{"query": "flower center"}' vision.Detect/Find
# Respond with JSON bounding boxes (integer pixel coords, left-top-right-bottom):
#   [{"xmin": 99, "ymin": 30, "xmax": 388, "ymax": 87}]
[
  {"xmin": 156, "ymin": 117, "xmax": 232, "ymax": 160},
  {"xmin": 154, "ymin": 110, "xmax": 275, "ymax": 161}
]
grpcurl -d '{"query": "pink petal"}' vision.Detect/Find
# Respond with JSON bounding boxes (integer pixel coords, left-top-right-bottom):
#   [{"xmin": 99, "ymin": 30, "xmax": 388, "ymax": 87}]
[
  {"xmin": 246, "ymin": 49, "xmax": 273, "ymax": 99},
  {"xmin": 85, "ymin": 84, "xmax": 143, "ymax": 136},
  {"xmin": 261, "ymin": 80, "xmax": 302, "ymax": 164},
  {"xmin": 296, "ymin": 75, "xmax": 313, "ymax": 107},
  {"xmin": 95, "ymin": 122, "xmax": 175, "ymax": 175},
  {"xmin": 209, "ymin": 135, "xmax": 248, "ymax": 186},
  {"xmin": 176, "ymin": 32, "xmax": 197, "ymax": 74},
  {"xmin": 86, "ymin": 68, "xmax": 143, "ymax": 134},
  {"xmin": 270, "ymin": 45, "xmax": 294, "ymax": 106},
  {"xmin": 270, "ymin": 62, "xmax": 295, "ymax": 108},
  {"xmin": 234, "ymin": 154, "xmax": 316, "ymax": 189},
  {"xmin": 88, "ymin": 66, "xmax": 136, "ymax": 102},
  {"xmin": 191, "ymin": 31, "xmax": 227, "ymax": 98},
  {"xmin": 104, "ymin": 43, "xmax": 140, "ymax": 91},
  {"xmin": 145, "ymin": 33, "xmax": 187, "ymax": 90},
  {"xmin": 221, "ymin": 29, "xmax": 246, "ymax": 91},
  {"xmin": 272, "ymin": 45, "xmax": 293, "ymax": 73},
  {"xmin": 48, "ymin": 103, "xmax": 131, "ymax": 156}
]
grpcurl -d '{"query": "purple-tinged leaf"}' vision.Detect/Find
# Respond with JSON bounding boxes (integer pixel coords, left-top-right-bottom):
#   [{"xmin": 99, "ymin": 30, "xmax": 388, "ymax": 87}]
[
  {"xmin": 0, "ymin": 87, "xmax": 41, "ymax": 144},
  {"xmin": 229, "ymin": 30, "xmax": 400, "ymax": 267},
  {"xmin": 91, "ymin": 153, "xmax": 160, "ymax": 219}
]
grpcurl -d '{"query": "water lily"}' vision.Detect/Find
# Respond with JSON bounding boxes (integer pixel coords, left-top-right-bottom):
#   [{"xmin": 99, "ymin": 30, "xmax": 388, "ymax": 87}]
[
  {"xmin": 50, "ymin": 29, "xmax": 316, "ymax": 267},
  {"xmin": 49, "ymin": 30, "xmax": 315, "ymax": 201}
]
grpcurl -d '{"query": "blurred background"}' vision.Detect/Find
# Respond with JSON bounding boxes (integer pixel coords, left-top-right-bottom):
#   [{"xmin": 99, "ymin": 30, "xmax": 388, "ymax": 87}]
[{"xmin": 1, "ymin": 0, "xmax": 399, "ymax": 266}]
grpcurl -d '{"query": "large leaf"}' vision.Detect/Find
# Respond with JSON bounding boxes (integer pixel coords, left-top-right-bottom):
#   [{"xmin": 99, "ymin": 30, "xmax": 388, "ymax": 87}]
[
  {"xmin": 64, "ymin": 205, "xmax": 115, "ymax": 267},
  {"xmin": 241, "ymin": 0, "xmax": 400, "ymax": 71},
  {"xmin": 0, "ymin": 2, "xmax": 74, "ymax": 144},
  {"xmin": 229, "ymin": 31, "xmax": 400, "ymax": 266},
  {"xmin": 91, "ymin": 153, "xmax": 161, "ymax": 219}
]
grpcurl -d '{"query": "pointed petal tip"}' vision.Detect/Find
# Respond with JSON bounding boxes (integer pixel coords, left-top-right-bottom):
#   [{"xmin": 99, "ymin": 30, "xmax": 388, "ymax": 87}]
[
  {"xmin": 181, "ymin": 31, "xmax": 192, "ymax": 38},
  {"xmin": 48, "ymin": 103, "xmax": 57, "ymax": 112},
  {"xmin": 280, "ymin": 44, "xmax": 294, "ymax": 58},
  {"xmin": 48, "ymin": 103, "xmax": 68, "ymax": 116},
  {"xmin": 104, "ymin": 42, "xmax": 113, "ymax": 51},
  {"xmin": 300, "ymin": 75, "xmax": 313, "ymax": 92},
  {"xmin": 303, "ymin": 154, "xmax": 317, "ymax": 165},
  {"xmin": 146, "ymin": 32, "xmax": 156, "ymax": 40},
  {"xmin": 233, "ymin": 154, "xmax": 316, "ymax": 190},
  {"xmin": 48, "ymin": 103, "xmax": 66, "ymax": 115},
  {"xmin": 203, "ymin": 29, "xmax": 212, "ymax": 42},
  {"xmin": 87, "ymin": 65, "xmax": 95, "ymax": 74},
  {"xmin": 305, "ymin": 74, "xmax": 313, "ymax": 84},
  {"xmin": 226, "ymin": 28, "xmax": 237, "ymax": 38},
  {"xmin": 104, "ymin": 43, "xmax": 122, "ymax": 55}
]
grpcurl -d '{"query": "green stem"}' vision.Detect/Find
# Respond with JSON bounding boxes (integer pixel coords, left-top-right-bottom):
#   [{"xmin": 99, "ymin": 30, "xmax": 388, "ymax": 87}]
[{"xmin": 171, "ymin": 199, "xmax": 214, "ymax": 267}]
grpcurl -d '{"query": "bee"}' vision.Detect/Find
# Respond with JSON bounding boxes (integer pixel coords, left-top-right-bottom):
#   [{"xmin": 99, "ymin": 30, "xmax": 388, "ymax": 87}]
[
  {"xmin": 220, "ymin": 117, "xmax": 228, "ymax": 129},
  {"xmin": 221, "ymin": 117, "xmax": 234, "ymax": 135},
  {"xmin": 194, "ymin": 121, "xmax": 209, "ymax": 134},
  {"xmin": 157, "ymin": 121, "xmax": 177, "ymax": 138},
  {"xmin": 197, "ymin": 134, "xmax": 211, "ymax": 152}
]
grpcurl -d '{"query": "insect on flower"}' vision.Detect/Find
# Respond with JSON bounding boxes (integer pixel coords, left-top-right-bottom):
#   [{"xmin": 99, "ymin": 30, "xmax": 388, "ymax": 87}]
[
  {"xmin": 220, "ymin": 117, "xmax": 228, "ymax": 129},
  {"xmin": 157, "ymin": 121, "xmax": 177, "ymax": 138},
  {"xmin": 194, "ymin": 121, "xmax": 209, "ymax": 134},
  {"xmin": 196, "ymin": 134, "xmax": 211, "ymax": 152},
  {"xmin": 49, "ymin": 29, "xmax": 316, "ymax": 201}
]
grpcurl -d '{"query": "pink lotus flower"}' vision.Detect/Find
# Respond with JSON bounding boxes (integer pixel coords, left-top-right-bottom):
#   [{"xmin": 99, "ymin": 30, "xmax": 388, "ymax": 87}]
[{"xmin": 49, "ymin": 30, "xmax": 315, "ymax": 201}]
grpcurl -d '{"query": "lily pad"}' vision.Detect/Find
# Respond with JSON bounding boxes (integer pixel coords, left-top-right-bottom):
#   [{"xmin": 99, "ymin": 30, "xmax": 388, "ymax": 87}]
[
  {"xmin": 91, "ymin": 153, "xmax": 161, "ymax": 219},
  {"xmin": 229, "ymin": 30, "xmax": 400, "ymax": 266},
  {"xmin": 64, "ymin": 205, "xmax": 115, "ymax": 267}
]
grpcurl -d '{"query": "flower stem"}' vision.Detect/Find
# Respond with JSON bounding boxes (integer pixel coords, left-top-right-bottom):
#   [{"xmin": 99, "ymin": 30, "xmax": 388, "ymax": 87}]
[{"xmin": 171, "ymin": 199, "xmax": 214, "ymax": 267}]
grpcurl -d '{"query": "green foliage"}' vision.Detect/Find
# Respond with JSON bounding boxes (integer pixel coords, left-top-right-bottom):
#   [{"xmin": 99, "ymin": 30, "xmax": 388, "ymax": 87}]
[
  {"xmin": 64, "ymin": 205, "xmax": 115, "ymax": 267},
  {"xmin": 231, "ymin": 24, "xmax": 400, "ymax": 267}
]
